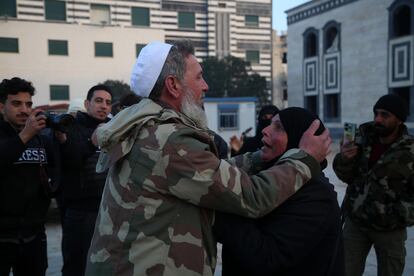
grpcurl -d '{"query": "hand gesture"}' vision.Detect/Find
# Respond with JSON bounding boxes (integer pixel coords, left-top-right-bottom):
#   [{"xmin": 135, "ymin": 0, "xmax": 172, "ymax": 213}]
[
  {"xmin": 54, "ymin": 131, "xmax": 67, "ymax": 144},
  {"xmin": 229, "ymin": 135, "xmax": 243, "ymax": 153},
  {"xmin": 299, "ymin": 120, "xmax": 332, "ymax": 162},
  {"xmin": 340, "ymin": 141, "xmax": 358, "ymax": 160},
  {"xmin": 19, "ymin": 109, "xmax": 46, "ymax": 144}
]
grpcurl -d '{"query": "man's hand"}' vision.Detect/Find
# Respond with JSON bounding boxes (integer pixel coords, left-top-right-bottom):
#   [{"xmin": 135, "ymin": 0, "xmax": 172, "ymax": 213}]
[
  {"xmin": 299, "ymin": 120, "xmax": 331, "ymax": 162},
  {"xmin": 229, "ymin": 135, "xmax": 243, "ymax": 153},
  {"xmin": 340, "ymin": 141, "xmax": 358, "ymax": 160},
  {"xmin": 55, "ymin": 131, "xmax": 67, "ymax": 144},
  {"xmin": 19, "ymin": 109, "xmax": 46, "ymax": 144},
  {"xmin": 91, "ymin": 123, "xmax": 106, "ymax": 147}
]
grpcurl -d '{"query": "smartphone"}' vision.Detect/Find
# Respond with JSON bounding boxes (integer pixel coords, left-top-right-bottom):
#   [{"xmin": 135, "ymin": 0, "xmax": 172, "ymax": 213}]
[{"xmin": 343, "ymin": 122, "xmax": 357, "ymax": 144}]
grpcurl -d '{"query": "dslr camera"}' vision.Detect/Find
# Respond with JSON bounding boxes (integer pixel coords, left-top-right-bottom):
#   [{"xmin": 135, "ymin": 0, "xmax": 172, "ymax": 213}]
[{"xmin": 37, "ymin": 112, "xmax": 75, "ymax": 133}]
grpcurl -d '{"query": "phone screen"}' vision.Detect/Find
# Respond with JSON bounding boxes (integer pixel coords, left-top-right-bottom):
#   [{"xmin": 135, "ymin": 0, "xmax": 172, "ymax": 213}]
[{"xmin": 343, "ymin": 122, "xmax": 357, "ymax": 144}]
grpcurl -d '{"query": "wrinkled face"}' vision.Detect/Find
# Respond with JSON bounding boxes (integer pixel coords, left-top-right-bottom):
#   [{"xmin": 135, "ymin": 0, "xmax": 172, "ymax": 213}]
[
  {"xmin": 85, "ymin": 90, "xmax": 112, "ymax": 121},
  {"xmin": 261, "ymin": 114, "xmax": 288, "ymax": 161},
  {"xmin": 373, "ymin": 108, "xmax": 401, "ymax": 137},
  {"xmin": 180, "ymin": 54, "xmax": 209, "ymax": 108},
  {"xmin": 0, "ymin": 92, "xmax": 33, "ymax": 130}
]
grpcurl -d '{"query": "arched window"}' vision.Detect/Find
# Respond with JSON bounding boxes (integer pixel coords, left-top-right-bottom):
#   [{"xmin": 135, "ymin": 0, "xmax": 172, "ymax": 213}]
[
  {"xmin": 388, "ymin": 0, "xmax": 414, "ymax": 121},
  {"xmin": 303, "ymin": 28, "xmax": 318, "ymax": 58},
  {"xmin": 323, "ymin": 21, "xmax": 340, "ymax": 53},
  {"xmin": 393, "ymin": 5, "xmax": 411, "ymax": 37},
  {"xmin": 389, "ymin": 0, "xmax": 413, "ymax": 38}
]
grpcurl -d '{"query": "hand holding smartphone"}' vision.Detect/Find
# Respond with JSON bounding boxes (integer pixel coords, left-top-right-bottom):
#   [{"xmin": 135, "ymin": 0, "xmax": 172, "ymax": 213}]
[{"xmin": 343, "ymin": 122, "xmax": 357, "ymax": 145}]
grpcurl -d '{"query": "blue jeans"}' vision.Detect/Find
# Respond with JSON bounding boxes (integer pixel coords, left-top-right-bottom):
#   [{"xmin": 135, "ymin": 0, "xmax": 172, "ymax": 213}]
[{"xmin": 62, "ymin": 209, "xmax": 98, "ymax": 276}]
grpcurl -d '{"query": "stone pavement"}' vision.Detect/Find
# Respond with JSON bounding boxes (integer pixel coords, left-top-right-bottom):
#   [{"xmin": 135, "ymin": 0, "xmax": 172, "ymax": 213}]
[{"xmin": 44, "ymin": 144, "xmax": 414, "ymax": 276}]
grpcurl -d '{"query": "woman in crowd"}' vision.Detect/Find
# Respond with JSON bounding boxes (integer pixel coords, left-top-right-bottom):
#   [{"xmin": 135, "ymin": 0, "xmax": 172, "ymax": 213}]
[{"xmin": 214, "ymin": 107, "xmax": 344, "ymax": 276}]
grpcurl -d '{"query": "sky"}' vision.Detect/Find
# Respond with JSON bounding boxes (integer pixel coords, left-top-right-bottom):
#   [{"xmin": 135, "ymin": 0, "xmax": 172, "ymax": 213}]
[{"xmin": 272, "ymin": 0, "xmax": 310, "ymax": 31}]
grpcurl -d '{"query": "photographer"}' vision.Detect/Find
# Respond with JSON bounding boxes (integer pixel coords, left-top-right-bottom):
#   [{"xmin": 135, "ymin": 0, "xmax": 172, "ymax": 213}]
[
  {"xmin": 333, "ymin": 94, "xmax": 414, "ymax": 276},
  {"xmin": 0, "ymin": 77, "xmax": 56, "ymax": 276},
  {"xmin": 56, "ymin": 84, "xmax": 112, "ymax": 276}
]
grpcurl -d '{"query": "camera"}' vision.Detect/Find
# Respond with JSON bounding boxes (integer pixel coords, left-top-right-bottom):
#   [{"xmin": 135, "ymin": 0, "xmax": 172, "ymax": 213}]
[{"xmin": 37, "ymin": 112, "xmax": 75, "ymax": 133}]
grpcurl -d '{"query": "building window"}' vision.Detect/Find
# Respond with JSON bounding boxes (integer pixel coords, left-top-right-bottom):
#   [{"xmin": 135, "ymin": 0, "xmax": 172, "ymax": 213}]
[
  {"xmin": 324, "ymin": 94, "xmax": 340, "ymax": 121},
  {"xmin": 178, "ymin": 12, "xmax": 195, "ymax": 29},
  {"xmin": 136, "ymin": 44, "xmax": 145, "ymax": 57},
  {"xmin": 131, "ymin": 7, "xmax": 149, "ymax": 26},
  {"xmin": 91, "ymin": 4, "xmax": 111, "ymax": 25},
  {"xmin": 393, "ymin": 87, "xmax": 412, "ymax": 121},
  {"xmin": 218, "ymin": 104, "xmax": 238, "ymax": 130},
  {"xmin": 0, "ymin": 37, "xmax": 18, "ymax": 53},
  {"xmin": 45, "ymin": 0, "xmax": 66, "ymax": 21},
  {"xmin": 392, "ymin": 5, "xmax": 411, "ymax": 38},
  {"xmin": 0, "ymin": 0, "xmax": 16, "ymax": 17},
  {"xmin": 95, "ymin": 42, "xmax": 113, "ymax": 57},
  {"xmin": 48, "ymin": 40, "xmax": 68, "ymax": 56},
  {"xmin": 282, "ymin": 52, "xmax": 287, "ymax": 64},
  {"xmin": 50, "ymin": 85, "xmax": 69, "ymax": 100},
  {"xmin": 305, "ymin": 95, "xmax": 318, "ymax": 115},
  {"xmin": 323, "ymin": 21, "xmax": 341, "ymax": 53},
  {"xmin": 283, "ymin": 89, "xmax": 288, "ymax": 101},
  {"xmin": 246, "ymin": 50, "xmax": 260, "ymax": 64},
  {"xmin": 245, "ymin": 15, "xmax": 259, "ymax": 27},
  {"xmin": 303, "ymin": 28, "xmax": 318, "ymax": 58}
]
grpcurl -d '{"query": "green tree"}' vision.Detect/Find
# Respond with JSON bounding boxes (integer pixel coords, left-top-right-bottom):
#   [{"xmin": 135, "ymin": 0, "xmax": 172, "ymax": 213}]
[
  {"xmin": 100, "ymin": 80, "xmax": 133, "ymax": 103},
  {"xmin": 201, "ymin": 56, "xmax": 270, "ymax": 106}
]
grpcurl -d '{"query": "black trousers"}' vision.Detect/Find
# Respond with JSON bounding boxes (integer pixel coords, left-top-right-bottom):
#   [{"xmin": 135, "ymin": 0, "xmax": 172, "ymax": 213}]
[
  {"xmin": 0, "ymin": 232, "xmax": 48, "ymax": 276},
  {"xmin": 62, "ymin": 209, "xmax": 98, "ymax": 276}
]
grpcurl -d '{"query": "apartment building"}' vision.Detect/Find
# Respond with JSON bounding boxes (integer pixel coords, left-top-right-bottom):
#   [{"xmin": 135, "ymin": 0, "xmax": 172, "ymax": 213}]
[{"xmin": 0, "ymin": 0, "xmax": 272, "ymax": 106}]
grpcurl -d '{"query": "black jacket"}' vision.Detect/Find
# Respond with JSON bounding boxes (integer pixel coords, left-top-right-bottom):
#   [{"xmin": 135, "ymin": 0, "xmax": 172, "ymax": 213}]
[
  {"xmin": 0, "ymin": 121, "xmax": 53, "ymax": 241},
  {"xmin": 214, "ymin": 174, "xmax": 344, "ymax": 276},
  {"xmin": 60, "ymin": 112, "xmax": 109, "ymax": 211}
]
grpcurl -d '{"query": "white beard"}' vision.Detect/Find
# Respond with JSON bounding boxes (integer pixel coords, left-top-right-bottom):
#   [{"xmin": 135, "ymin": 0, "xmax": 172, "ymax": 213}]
[{"xmin": 181, "ymin": 87, "xmax": 208, "ymax": 129}]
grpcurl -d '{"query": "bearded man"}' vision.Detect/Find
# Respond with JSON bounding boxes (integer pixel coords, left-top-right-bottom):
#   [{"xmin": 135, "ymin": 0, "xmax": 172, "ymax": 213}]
[
  {"xmin": 333, "ymin": 94, "xmax": 414, "ymax": 276},
  {"xmin": 85, "ymin": 40, "xmax": 331, "ymax": 276}
]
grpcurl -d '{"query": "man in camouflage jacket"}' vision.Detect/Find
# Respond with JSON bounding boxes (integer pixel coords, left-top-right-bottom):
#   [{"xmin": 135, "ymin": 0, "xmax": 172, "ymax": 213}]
[
  {"xmin": 333, "ymin": 94, "xmax": 414, "ymax": 276},
  {"xmin": 86, "ymin": 41, "xmax": 331, "ymax": 276}
]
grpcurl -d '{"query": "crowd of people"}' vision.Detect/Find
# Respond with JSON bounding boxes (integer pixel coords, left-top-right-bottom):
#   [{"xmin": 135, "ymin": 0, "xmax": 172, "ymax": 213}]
[{"xmin": 0, "ymin": 39, "xmax": 413, "ymax": 276}]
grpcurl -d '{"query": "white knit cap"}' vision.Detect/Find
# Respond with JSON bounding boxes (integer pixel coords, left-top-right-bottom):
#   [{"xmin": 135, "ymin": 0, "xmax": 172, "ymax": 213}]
[
  {"xmin": 67, "ymin": 98, "xmax": 85, "ymax": 113},
  {"xmin": 130, "ymin": 41, "xmax": 173, "ymax": 97}
]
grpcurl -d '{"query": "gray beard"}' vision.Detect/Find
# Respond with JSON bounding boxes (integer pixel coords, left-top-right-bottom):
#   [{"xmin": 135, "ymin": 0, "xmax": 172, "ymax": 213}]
[{"xmin": 181, "ymin": 88, "xmax": 208, "ymax": 129}]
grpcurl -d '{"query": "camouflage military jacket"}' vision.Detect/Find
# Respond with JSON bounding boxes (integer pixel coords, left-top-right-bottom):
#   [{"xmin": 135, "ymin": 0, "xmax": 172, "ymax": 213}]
[
  {"xmin": 333, "ymin": 122, "xmax": 414, "ymax": 231},
  {"xmin": 86, "ymin": 99, "xmax": 319, "ymax": 276}
]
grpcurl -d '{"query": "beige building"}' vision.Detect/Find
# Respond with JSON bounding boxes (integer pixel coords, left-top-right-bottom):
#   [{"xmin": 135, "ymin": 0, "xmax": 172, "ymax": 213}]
[
  {"xmin": 272, "ymin": 30, "xmax": 288, "ymax": 109},
  {"xmin": 0, "ymin": 0, "xmax": 272, "ymax": 106}
]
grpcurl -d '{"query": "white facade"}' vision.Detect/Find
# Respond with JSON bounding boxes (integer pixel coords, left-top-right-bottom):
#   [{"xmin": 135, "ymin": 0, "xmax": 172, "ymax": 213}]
[
  {"xmin": 204, "ymin": 97, "xmax": 256, "ymax": 143},
  {"xmin": 286, "ymin": 0, "xmax": 414, "ymax": 132},
  {"xmin": 0, "ymin": 20, "xmax": 164, "ymax": 106},
  {"xmin": 0, "ymin": 0, "xmax": 272, "ymax": 106}
]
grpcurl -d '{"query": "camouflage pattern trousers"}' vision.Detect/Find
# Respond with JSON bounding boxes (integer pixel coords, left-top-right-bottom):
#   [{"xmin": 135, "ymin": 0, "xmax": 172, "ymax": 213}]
[{"xmin": 343, "ymin": 218, "xmax": 407, "ymax": 276}]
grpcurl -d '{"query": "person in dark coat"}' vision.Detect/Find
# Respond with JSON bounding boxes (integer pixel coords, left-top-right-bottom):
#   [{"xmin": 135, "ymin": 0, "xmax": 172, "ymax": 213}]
[
  {"xmin": 214, "ymin": 107, "xmax": 344, "ymax": 276},
  {"xmin": 55, "ymin": 85, "xmax": 113, "ymax": 276},
  {"xmin": 0, "ymin": 77, "xmax": 56, "ymax": 276},
  {"xmin": 230, "ymin": 105, "xmax": 279, "ymax": 156}
]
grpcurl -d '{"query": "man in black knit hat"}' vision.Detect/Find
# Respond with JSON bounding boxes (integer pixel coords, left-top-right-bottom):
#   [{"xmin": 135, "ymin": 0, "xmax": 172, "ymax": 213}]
[{"xmin": 333, "ymin": 94, "xmax": 414, "ymax": 276}]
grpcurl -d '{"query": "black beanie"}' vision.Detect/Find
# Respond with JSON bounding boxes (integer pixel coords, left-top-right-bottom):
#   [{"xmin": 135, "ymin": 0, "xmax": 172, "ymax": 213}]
[{"xmin": 373, "ymin": 94, "xmax": 408, "ymax": 122}]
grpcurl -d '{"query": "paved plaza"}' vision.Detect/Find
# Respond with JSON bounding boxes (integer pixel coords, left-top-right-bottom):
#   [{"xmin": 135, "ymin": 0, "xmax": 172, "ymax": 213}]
[{"xmin": 43, "ymin": 143, "xmax": 414, "ymax": 276}]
